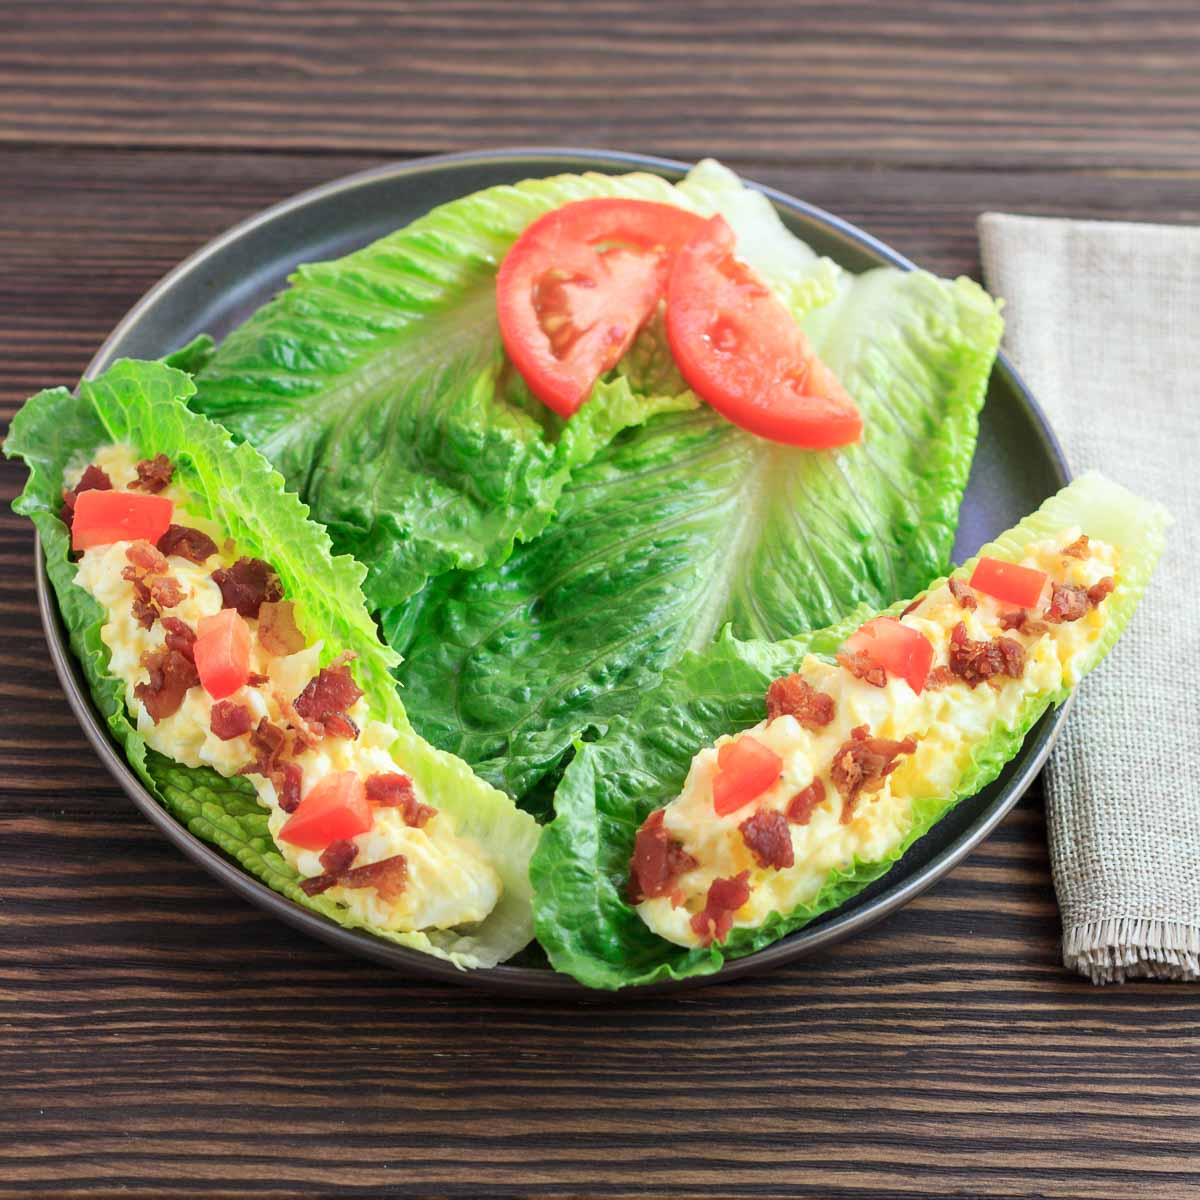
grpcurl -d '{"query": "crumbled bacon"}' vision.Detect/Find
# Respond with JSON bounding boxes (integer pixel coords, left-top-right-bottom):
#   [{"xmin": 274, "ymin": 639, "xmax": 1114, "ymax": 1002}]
[
  {"xmin": 122, "ymin": 541, "xmax": 184, "ymax": 628},
  {"xmin": 125, "ymin": 540, "xmax": 169, "ymax": 575},
  {"xmin": 60, "ymin": 463, "xmax": 111, "ymax": 523},
  {"xmin": 765, "ymin": 673, "xmax": 836, "ymax": 728},
  {"xmin": 129, "ymin": 579, "xmax": 157, "ymax": 630},
  {"xmin": 900, "ymin": 595, "xmax": 925, "ymax": 619},
  {"xmin": 247, "ymin": 672, "xmax": 270, "ymax": 687},
  {"xmin": 999, "ymin": 609, "xmax": 1050, "ymax": 637},
  {"xmin": 276, "ymin": 761, "xmax": 303, "ymax": 814},
  {"xmin": 211, "ymin": 556, "xmax": 283, "ymax": 618},
  {"xmin": 924, "ymin": 666, "xmax": 958, "ymax": 690},
  {"xmin": 690, "ymin": 873, "xmax": 751, "ymax": 946},
  {"xmin": 786, "ymin": 779, "xmax": 826, "ymax": 825},
  {"xmin": 271, "ymin": 688, "xmax": 324, "ymax": 750},
  {"xmin": 129, "ymin": 453, "xmax": 174, "ymax": 493},
  {"xmin": 946, "ymin": 622, "xmax": 1025, "ymax": 688},
  {"xmin": 365, "ymin": 773, "xmax": 434, "ymax": 828},
  {"xmin": 293, "ymin": 658, "xmax": 363, "ymax": 740},
  {"xmin": 133, "ymin": 644, "xmax": 199, "ymax": 723},
  {"xmin": 239, "ymin": 717, "xmax": 288, "ymax": 779},
  {"xmin": 319, "ymin": 839, "xmax": 358, "ymax": 875},
  {"xmin": 948, "ymin": 577, "xmax": 978, "ymax": 611},
  {"xmin": 1045, "ymin": 583, "xmax": 1090, "ymax": 624},
  {"xmin": 1087, "ymin": 576, "xmax": 1115, "ymax": 607},
  {"xmin": 156, "ymin": 523, "xmax": 218, "ymax": 564},
  {"xmin": 302, "ymin": 854, "xmax": 408, "ymax": 902},
  {"xmin": 1062, "ymin": 534, "xmax": 1091, "ymax": 560},
  {"xmin": 147, "ymin": 573, "xmax": 185, "ymax": 610},
  {"xmin": 739, "ymin": 809, "xmax": 794, "ymax": 870},
  {"xmin": 836, "ymin": 649, "xmax": 887, "ymax": 688},
  {"xmin": 257, "ymin": 600, "xmax": 306, "ymax": 656},
  {"xmin": 830, "ymin": 725, "xmax": 916, "ymax": 823},
  {"xmin": 160, "ymin": 616, "xmax": 196, "ymax": 663},
  {"xmin": 629, "ymin": 809, "xmax": 698, "ymax": 904},
  {"xmin": 210, "ymin": 700, "xmax": 252, "ymax": 741}
]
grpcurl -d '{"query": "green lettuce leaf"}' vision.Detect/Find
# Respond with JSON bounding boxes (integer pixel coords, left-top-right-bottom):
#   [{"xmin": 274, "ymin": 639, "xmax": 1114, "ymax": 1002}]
[
  {"xmin": 387, "ymin": 163, "xmax": 1003, "ymax": 804},
  {"xmin": 188, "ymin": 169, "xmax": 734, "ymax": 611},
  {"xmin": 5, "ymin": 359, "xmax": 539, "ymax": 969},
  {"xmin": 529, "ymin": 472, "xmax": 1171, "ymax": 988}
]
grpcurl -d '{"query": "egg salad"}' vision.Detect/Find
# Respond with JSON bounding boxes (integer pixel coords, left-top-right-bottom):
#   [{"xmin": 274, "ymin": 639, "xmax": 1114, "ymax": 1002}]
[
  {"xmin": 632, "ymin": 529, "xmax": 1119, "ymax": 949},
  {"xmin": 67, "ymin": 444, "xmax": 501, "ymax": 934}
]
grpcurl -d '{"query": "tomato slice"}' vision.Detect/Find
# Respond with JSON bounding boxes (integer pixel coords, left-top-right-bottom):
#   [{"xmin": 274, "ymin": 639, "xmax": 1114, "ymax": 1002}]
[
  {"xmin": 496, "ymin": 198, "xmax": 707, "ymax": 417},
  {"xmin": 712, "ymin": 735, "xmax": 783, "ymax": 816},
  {"xmin": 968, "ymin": 557, "xmax": 1049, "ymax": 609},
  {"xmin": 278, "ymin": 771, "xmax": 372, "ymax": 851},
  {"xmin": 665, "ymin": 215, "xmax": 862, "ymax": 448},
  {"xmin": 70, "ymin": 489, "xmax": 173, "ymax": 550},
  {"xmin": 842, "ymin": 617, "xmax": 934, "ymax": 694},
  {"xmin": 194, "ymin": 608, "xmax": 251, "ymax": 700}
]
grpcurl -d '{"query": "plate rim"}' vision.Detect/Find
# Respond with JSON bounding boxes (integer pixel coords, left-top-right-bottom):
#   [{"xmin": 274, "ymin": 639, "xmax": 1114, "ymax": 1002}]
[{"xmin": 34, "ymin": 146, "xmax": 1072, "ymax": 997}]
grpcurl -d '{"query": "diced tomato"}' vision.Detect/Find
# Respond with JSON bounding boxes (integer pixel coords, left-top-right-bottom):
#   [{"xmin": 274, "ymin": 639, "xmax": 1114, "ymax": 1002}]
[
  {"xmin": 496, "ymin": 198, "xmax": 707, "ymax": 417},
  {"xmin": 194, "ymin": 608, "xmax": 251, "ymax": 700},
  {"xmin": 70, "ymin": 489, "xmax": 173, "ymax": 550},
  {"xmin": 665, "ymin": 215, "xmax": 863, "ymax": 449},
  {"xmin": 278, "ymin": 771, "xmax": 372, "ymax": 851},
  {"xmin": 968, "ymin": 557, "xmax": 1049, "ymax": 609},
  {"xmin": 712, "ymin": 735, "xmax": 783, "ymax": 816},
  {"xmin": 841, "ymin": 616, "xmax": 934, "ymax": 694}
]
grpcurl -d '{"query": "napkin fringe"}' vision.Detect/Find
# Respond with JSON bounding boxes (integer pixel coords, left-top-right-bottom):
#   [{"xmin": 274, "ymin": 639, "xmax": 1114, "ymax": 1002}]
[{"xmin": 1064, "ymin": 918, "xmax": 1200, "ymax": 984}]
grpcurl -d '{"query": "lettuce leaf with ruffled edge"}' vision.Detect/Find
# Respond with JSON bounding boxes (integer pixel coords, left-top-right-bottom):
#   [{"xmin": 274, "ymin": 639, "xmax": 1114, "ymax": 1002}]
[
  {"xmin": 5, "ymin": 359, "xmax": 540, "ymax": 968},
  {"xmin": 530, "ymin": 473, "xmax": 1170, "ymax": 988}
]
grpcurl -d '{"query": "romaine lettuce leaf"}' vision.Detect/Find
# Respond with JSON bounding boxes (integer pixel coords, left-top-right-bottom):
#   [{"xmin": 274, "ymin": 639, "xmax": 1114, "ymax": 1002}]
[
  {"xmin": 530, "ymin": 473, "xmax": 1170, "ymax": 989},
  {"xmin": 386, "ymin": 183, "xmax": 1003, "ymax": 804},
  {"xmin": 5, "ymin": 360, "xmax": 539, "ymax": 969}
]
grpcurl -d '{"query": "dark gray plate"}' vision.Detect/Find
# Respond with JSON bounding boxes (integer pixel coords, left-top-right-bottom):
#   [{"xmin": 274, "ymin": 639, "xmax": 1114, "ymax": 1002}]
[{"xmin": 36, "ymin": 149, "xmax": 1070, "ymax": 997}]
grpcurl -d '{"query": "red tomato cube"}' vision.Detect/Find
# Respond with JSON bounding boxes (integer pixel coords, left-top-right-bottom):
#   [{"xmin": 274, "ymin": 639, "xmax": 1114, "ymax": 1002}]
[
  {"xmin": 279, "ymin": 772, "xmax": 371, "ymax": 851},
  {"xmin": 70, "ymin": 489, "xmax": 173, "ymax": 550},
  {"xmin": 968, "ymin": 557, "xmax": 1049, "ymax": 609},
  {"xmin": 842, "ymin": 617, "xmax": 934, "ymax": 694},
  {"xmin": 194, "ymin": 608, "xmax": 251, "ymax": 700},
  {"xmin": 712, "ymin": 736, "xmax": 783, "ymax": 816}
]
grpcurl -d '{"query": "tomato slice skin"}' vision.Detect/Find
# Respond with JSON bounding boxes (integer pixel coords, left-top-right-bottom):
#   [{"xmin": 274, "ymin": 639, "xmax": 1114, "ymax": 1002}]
[
  {"xmin": 194, "ymin": 608, "xmax": 251, "ymax": 700},
  {"xmin": 497, "ymin": 198, "xmax": 708, "ymax": 418},
  {"xmin": 842, "ymin": 616, "xmax": 934, "ymax": 694},
  {"xmin": 665, "ymin": 215, "xmax": 862, "ymax": 448},
  {"xmin": 968, "ymin": 557, "xmax": 1049, "ymax": 609},
  {"xmin": 712, "ymin": 735, "xmax": 784, "ymax": 816},
  {"xmin": 279, "ymin": 771, "xmax": 372, "ymax": 851},
  {"xmin": 70, "ymin": 489, "xmax": 173, "ymax": 550}
]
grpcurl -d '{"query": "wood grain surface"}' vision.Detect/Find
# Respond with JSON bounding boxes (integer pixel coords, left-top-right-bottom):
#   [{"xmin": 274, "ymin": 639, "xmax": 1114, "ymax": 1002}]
[{"xmin": 2, "ymin": 5, "xmax": 1198, "ymax": 1198}]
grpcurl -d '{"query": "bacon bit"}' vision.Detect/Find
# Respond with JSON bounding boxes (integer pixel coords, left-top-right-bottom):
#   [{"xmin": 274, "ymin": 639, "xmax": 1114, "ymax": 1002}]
[
  {"xmin": 739, "ymin": 809, "xmax": 794, "ymax": 870},
  {"xmin": 786, "ymin": 779, "xmax": 826, "ymax": 825},
  {"xmin": 1045, "ymin": 583, "xmax": 1090, "ymax": 624},
  {"xmin": 247, "ymin": 672, "xmax": 270, "ymax": 687},
  {"xmin": 147, "ymin": 573, "xmax": 185, "ymax": 610},
  {"xmin": 830, "ymin": 725, "xmax": 916, "ymax": 823},
  {"xmin": 211, "ymin": 556, "xmax": 283, "ymax": 619},
  {"xmin": 319, "ymin": 839, "xmax": 358, "ymax": 875},
  {"xmin": 900, "ymin": 595, "xmax": 925, "ymax": 619},
  {"xmin": 239, "ymin": 717, "xmax": 288, "ymax": 779},
  {"xmin": 999, "ymin": 609, "xmax": 1050, "ymax": 637},
  {"xmin": 293, "ymin": 660, "xmax": 363, "ymax": 740},
  {"xmin": 365, "ymin": 773, "xmax": 435, "ymax": 828},
  {"xmin": 1087, "ymin": 576, "xmax": 1116, "ymax": 607},
  {"xmin": 257, "ymin": 600, "xmax": 306, "ymax": 656},
  {"xmin": 339, "ymin": 855, "xmax": 408, "ymax": 902},
  {"xmin": 124, "ymin": 540, "xmax": 169, "ymax": 575},
  {"xmin": 946, "ymin": 622, "xmax": 1026, "ymax": 688},
  {"xmin": 128, "ymin": 578, "xmax": 157, "ymax": 630},
  {"xmin": 629, "ymin": 809, "xmax": 698, "ymax": 904},
  {"xmin": 948, "ymin": 577, "xmax": 978, "ymax": 611},
  {"xmin": 765, "ymin": 673, "xmax": 836, "ymax": 728},
  {"xmin": 156, "ymin": 523, "xmax": 218, "ymax": 564},
  {"xmin": 60, "ymin": 464, "xmax": 111, "ymax": 523},
  {"xmin": 160, "ymin": 617, "xmax": 196, "ymax": 663},
  {"xmin": 210, "ymin": 699, "xmax": 252, "ymax": 741},
  {"xmin": 129, "ymin": 454, "xmax": 174, "ymax": 493},
  {"xmin": 277, "ymin": 761, "xmax": 303, "ymax": 814},
  {"xmin": 271, "ymin": 688, "xmax": 324, "ymax": 750},
  {"xmin": 133, "ymin": 645, "xmax": 199, "ymax": 722},
  {"xmin": 924, "ymin": 666, "xmax": 958, "ymax": 690},
  {"xmin": 836, "ymin": 649, "xmax": 887, "ymax": 688},
  {"xmin": 1062, "ymin": 534, "xmax": 1091, "ymax": 560},
  {"xmin": 690, "ymin": 873, "xmax": 751, "ymax": 946}
]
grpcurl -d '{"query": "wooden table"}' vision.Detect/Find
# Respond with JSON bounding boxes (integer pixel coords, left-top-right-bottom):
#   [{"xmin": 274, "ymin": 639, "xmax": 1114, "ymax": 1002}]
[{"xmin": 2, "ymin": 4, "xmax": 1198, "ymax": 1197}]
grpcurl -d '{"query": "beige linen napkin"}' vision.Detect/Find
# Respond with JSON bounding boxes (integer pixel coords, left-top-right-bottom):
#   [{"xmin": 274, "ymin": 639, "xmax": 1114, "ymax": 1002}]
[{"xmin": 977, "ymin": 214, "xmax": 1197, "ymax": 983}]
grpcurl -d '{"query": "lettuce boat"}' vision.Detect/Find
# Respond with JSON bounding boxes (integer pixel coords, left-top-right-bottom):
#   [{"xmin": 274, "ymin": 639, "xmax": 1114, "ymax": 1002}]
[
  {"xmin": 6, "ymin": 359, "xmax": 540, "ymax": 969},
  {"xmin": 531, "ymin": 472, "xmax": 1170, "ymax": 988}
]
